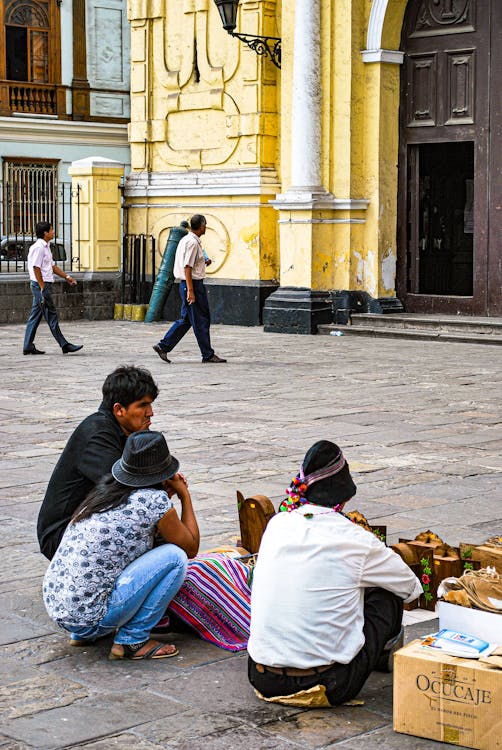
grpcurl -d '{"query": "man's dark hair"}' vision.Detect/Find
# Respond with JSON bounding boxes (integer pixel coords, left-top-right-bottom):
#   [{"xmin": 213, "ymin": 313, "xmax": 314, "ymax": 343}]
[
  {"xmin": 190, "ymin": 214, "xmax": 206, "ymax": 231},
  {"xmin": 35, "ymin": 221, "xmax": 52, "ymax": 239},
  {"xmin": 101, "ymin": 365, "xmax": 158, "ymax": 410}
]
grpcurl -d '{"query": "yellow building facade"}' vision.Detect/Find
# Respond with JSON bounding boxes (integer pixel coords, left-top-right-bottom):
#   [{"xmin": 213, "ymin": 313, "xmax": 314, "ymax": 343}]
[{"xmin": 125, "ymin": 0, "xmax": 502, "ymax": 330}]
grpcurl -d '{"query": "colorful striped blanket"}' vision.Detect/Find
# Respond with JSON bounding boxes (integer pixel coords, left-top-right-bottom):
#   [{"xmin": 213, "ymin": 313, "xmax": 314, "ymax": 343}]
[{"xmin": 167, "ymin": 552, "xmax": 252, "ymax": 652}]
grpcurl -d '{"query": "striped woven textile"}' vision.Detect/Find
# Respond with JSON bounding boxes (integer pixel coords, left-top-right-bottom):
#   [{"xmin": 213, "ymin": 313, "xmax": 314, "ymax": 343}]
[{"xmin": 167, "ymin": 552, "xmax": 251, "ymax": 652}]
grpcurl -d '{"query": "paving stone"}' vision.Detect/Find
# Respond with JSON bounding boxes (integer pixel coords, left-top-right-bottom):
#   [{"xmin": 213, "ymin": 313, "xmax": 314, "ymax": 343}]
[
  {"xmin": 133, "ymin": 709, "xmax": 241, "ymax": 747},
  {"xmin": 0, "ymin": 587, "xmax": 55, "ymax": 631},
  {"xmin": 0, "ymin": 635, "xmax": 75, "ymax": 666},
  {"xmin": 266, "ymin": 704, "xmax": 390, "ymax": 747},
  {"xmin": 355, "ymin": 682, "xmax": 393, "ymax": 719},
  {"xmin": 0, "ymin": 518, "xmax": 34, "ymax": 548},
  {"xmin": 0, "ymin": 673, "xmax": 88, "ymax": 720},
  {"xmin": 0, "ymin": 736, "xmax": 32, "ymax": 750},
  {"xmin": 153, "ymin": 652, "xmax": 302, "ymax": 726},
  {"xmin": 1, "ymin": 320, "xmax": 501, "ymax": 749},
  {"xmin": 68, "ymin": 735, "xmax": 165, "ymax": 750},
  {"xmin": 157, "ymin": 725, "xmax": 302, "ymax": 750},
  {"xmin": 327, "ymin": 724, "xmax": 471, "ymax": 749},
  {"xmin": 0, "ymin": 501, "xmax": 42, "ymax": 524},
  {"xmin": 0, "ymin": 618, "xmax": 54, "ymax": 646},
  {"xmin": 42, "ymin": 631, "xmax": 234, "ymax": 691},
  {"xmin": 0, "ymin": 655, "xmax": 40, "ymax": 686},
  {"xmin": 0, "ymin": 484, "xmax": 47, "ymax": 504},
  {"xmin": 1, "ymin": 691, "xmax": 180, "ymax": 749}
]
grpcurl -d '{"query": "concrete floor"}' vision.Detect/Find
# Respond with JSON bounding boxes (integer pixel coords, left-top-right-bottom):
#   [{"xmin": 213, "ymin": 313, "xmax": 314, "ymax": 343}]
[{"xmin": 1, "ymin": 319, "xmax": 501, "ymax": 749}]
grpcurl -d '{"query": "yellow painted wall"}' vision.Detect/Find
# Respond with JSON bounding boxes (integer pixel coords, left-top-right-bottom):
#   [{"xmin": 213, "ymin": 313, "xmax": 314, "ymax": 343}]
[
  {"xmin": 129, "ymin": 197, "xmax": 278, "ymax": 281},
  {"xmin": 126, "ymin": 0, "xmax": 281, "ymax": 283},
  {"xmin": 126, "ymin": 0, "xmax": 406, "ymax": 303}
]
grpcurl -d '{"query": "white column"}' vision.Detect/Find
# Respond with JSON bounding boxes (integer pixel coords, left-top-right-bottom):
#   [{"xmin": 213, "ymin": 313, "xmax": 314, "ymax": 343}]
[
  {"xmin": 290, "ymin": 0, "xmax": 322, "ymax": 190},
  {"xmin": 271, "ymin": 0, "xmax": 335, "ymax": 209},
  {"xmin": 60, "ymin": 0, "xmax": 74, "ymax": 86}
]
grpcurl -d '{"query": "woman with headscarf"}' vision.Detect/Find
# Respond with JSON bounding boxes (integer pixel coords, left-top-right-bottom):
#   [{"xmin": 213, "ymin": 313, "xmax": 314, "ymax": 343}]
[{"xmin": 247, "ymin": 440, "xmax": 422, "ymax": 707}]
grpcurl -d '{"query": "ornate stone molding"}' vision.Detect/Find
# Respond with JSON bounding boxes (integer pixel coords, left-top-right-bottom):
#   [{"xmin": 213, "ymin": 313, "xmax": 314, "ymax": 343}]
[
  {"xmin": 277, "ymin": 218, "xmax": 366, "ymax": 225},
  {"xmin": 124, "ymin": 167, "xmax": 281, "ymax": 196},
  {"xmin": 361, "ymin": 49, "xmax": 404, "ymax": 64},
  {"xmin": 270, "ymin": 190, "xmax": 369, "ymax": 212},
  {"xmin": 0, "ymin": 117, "xmax": 128, "ymax": 146},
  {"xmin": 362, "ymin": 0, "xmax": 404, "ymax": 64}
]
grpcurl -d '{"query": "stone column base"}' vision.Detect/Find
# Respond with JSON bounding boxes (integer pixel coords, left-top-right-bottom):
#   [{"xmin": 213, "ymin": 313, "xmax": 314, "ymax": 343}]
[
  {"xmin": 332, "ymin": 291, "xmax": 404, "ymax": 324},
  {"xmin": 263, "ymin": 287, "xmax": 332, "ymax": 334},
  {"xmin": 161, "ymin": 279, "xmax": 278, "ymax": 327}
]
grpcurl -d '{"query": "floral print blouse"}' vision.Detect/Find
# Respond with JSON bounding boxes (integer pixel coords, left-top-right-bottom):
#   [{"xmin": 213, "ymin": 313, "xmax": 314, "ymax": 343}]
[{"xmin": 43, "ymin": 488, "xmax": 173, "ymax": 627}]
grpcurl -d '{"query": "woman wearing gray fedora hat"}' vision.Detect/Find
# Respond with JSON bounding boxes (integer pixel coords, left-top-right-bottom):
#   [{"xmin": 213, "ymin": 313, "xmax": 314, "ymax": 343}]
[{"xmin": 43, "ymin": 430, "xmax": 199, "ymax": 660}]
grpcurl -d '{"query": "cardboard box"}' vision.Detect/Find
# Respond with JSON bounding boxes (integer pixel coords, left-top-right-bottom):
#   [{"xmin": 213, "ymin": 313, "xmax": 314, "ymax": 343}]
[
  {"xmin": 438, "ymin": 601, "xmax": 502, "ymax": 645},
  {"xmin": 394, "ymin": 640, "xmax": 502, "ymax": 749}
]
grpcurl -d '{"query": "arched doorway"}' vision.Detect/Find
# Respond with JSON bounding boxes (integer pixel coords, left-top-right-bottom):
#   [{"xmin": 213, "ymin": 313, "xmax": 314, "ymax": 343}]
[{"xmin": 396, "ymin": 0, "xmax": 502, "ymax": 315}]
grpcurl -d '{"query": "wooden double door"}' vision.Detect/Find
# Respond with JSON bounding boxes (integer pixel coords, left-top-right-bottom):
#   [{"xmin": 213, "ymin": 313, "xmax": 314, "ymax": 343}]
[{"xmin": 397, "ymin": 0, "xmax": 502, "ymax": 315}]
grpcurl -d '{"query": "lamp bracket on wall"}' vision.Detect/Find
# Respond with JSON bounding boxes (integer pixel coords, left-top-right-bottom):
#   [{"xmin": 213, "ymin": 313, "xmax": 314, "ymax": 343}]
[
  {"xmin": 213, "ymin": 0, "xmax": 281, "ymax": 68},
  {"xmin": 230, "ymin": 31, "xmax": 281, "ymax": 68}
]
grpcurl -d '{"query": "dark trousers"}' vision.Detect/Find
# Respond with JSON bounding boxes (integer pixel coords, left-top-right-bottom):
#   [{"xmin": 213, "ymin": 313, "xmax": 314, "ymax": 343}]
[
  {"xmin": 158, "ymin": 279, "xmax": 214, "ymax": 361},
  {"xmin": 248, "ymin": 587, "xmax": 403, "ymax": 706},
  {"xmin": 23, "ymin": 282, "xmax": 68, "ymax": 351}
]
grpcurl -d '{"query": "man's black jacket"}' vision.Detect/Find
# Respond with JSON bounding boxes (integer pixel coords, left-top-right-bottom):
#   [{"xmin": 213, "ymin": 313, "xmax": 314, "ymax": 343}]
[{"xmin": 37, "ymin": 403, "xmax": 127, "ymax": 560}]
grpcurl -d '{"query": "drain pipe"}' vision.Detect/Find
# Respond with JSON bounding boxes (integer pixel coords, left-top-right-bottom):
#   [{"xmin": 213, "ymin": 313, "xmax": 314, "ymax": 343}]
[{"xmin": 145, "ymin": 221, "xmax": 189, "ymax": 322}]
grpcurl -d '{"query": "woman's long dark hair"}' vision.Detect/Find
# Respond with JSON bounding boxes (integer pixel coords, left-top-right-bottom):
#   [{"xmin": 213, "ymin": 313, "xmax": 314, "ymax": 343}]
[{"xmin": 71, "ymin": 474, "xmax": 164, "ymax": 524}]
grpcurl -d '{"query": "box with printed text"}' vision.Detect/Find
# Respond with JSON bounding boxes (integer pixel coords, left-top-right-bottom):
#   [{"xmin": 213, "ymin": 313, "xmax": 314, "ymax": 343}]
[{"xmin": 393, "ymin": 640, "xmax": 502, "ymax": 749}]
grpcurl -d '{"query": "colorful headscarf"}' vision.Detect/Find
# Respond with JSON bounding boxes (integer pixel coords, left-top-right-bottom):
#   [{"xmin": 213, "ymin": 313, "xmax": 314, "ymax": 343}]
[{"xmin": 279, "ymin": 442, "xmax": 355, "ymax": 513}]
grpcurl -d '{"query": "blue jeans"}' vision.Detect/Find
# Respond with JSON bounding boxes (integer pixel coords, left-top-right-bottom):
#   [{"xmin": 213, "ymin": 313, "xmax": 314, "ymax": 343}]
[
  {"xmin": 23, "ymin": 282, "xmax": 68, "ymax": 351},
  {"xmin": 158, "ymin": 279, "xmax": 214, "ymax": 361},
  {"xmin": 68, "ymin": 544, "xmax": 188, "ymax": 645}
]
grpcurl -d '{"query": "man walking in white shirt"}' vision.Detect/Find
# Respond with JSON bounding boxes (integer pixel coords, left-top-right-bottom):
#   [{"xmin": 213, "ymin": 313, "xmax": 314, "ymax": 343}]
[
  {"xmin": 23, "ymin": 221, "xmax": 83, "ymax": 355},
  {"xmin": 247, "ymin": 440, "xmax": 422, "ymax": 707},
  {"xmin": 152, "ymin": 214, "xmax": 226, "ymax": 364}
]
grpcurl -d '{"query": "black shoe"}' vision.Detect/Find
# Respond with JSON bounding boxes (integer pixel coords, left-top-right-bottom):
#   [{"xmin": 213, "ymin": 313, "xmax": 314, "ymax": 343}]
[
  {"xmin": 23, "ymin": 347, "xmax": 45, "ymax": 355},
  {"xmin": 374, "ymin": 626, "xmax": 404, "ymax": 673},
  {"xmin": 202, "ymin": 354, "xmax": 227, "ymax": 363},
  {"xmin": 153, "ymin": 344, "xmax": 171, "ymax": 363},
  {"xmin": 62, "ymin": 343, "xmax": 83, "ymax": 354}
]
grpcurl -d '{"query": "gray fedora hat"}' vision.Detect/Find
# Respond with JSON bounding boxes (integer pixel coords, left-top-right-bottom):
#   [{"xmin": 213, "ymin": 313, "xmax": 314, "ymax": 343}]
[{"xmin": 112, "ymin": 430, "xmax": 179, "ymax": 487}]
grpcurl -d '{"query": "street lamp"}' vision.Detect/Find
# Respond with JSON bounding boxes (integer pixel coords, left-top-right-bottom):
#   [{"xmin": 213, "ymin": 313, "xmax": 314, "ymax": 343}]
[{"xmin": 213, "ymin": 0, "xmax": 281, "ymax": 69}]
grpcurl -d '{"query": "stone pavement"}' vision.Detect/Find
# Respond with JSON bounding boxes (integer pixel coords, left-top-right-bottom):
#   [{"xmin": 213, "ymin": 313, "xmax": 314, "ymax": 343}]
[{"xmin": 1, "ymin": 319, "xmax": 501, "ymax": 750}]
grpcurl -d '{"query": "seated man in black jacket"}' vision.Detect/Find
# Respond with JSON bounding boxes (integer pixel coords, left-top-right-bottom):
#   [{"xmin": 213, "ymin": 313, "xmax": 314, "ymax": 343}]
[{"xmin": 37, "ymin": 365, "xmax": 158, "ymax": 560}]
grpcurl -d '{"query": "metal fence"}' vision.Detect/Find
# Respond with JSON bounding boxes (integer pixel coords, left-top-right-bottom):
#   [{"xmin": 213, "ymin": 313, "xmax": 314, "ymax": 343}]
[
  {"xmin": 121, "ymin": 234, "xmax": 156, "ymax": 305},
  {"xmin": 0, "ymin": 180, "xmax": 80, "ymax": 274}
]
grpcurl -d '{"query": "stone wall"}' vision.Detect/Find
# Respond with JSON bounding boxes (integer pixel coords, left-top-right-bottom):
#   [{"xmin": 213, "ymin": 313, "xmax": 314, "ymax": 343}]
[
  {"xmin": 0, "ymin": 274, "xmax": 121, "ymax": 325},
  {"xmin": 161, "ymin": 279, "xmax": 278, "ymax": 327}
]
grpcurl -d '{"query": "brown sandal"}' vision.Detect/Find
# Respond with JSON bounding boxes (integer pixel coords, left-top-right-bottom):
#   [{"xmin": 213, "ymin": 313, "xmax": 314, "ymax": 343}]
[{"xmin": 109, "ymin": 639, "xmax": 178, "ymax": 660}]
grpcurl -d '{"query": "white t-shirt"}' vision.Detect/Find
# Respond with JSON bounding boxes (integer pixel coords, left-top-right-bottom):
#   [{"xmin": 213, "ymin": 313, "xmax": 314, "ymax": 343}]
[
  {"xmin": 28, "ymin": 238, "xmax": 55, "ymax": 282},
  {"xmin": 247, "ymin": 504, "xmax": 423, "ymax": 669},
  {"xmin": 174, "ymin": 232, "xmax": 206, "ymax": 281}
]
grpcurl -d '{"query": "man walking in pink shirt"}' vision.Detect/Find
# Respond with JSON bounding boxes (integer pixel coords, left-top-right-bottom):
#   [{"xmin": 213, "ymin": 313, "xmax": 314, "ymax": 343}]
[{"xmin": 23, "ymin": 221, "xmax": 83, "ymax": 355}]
